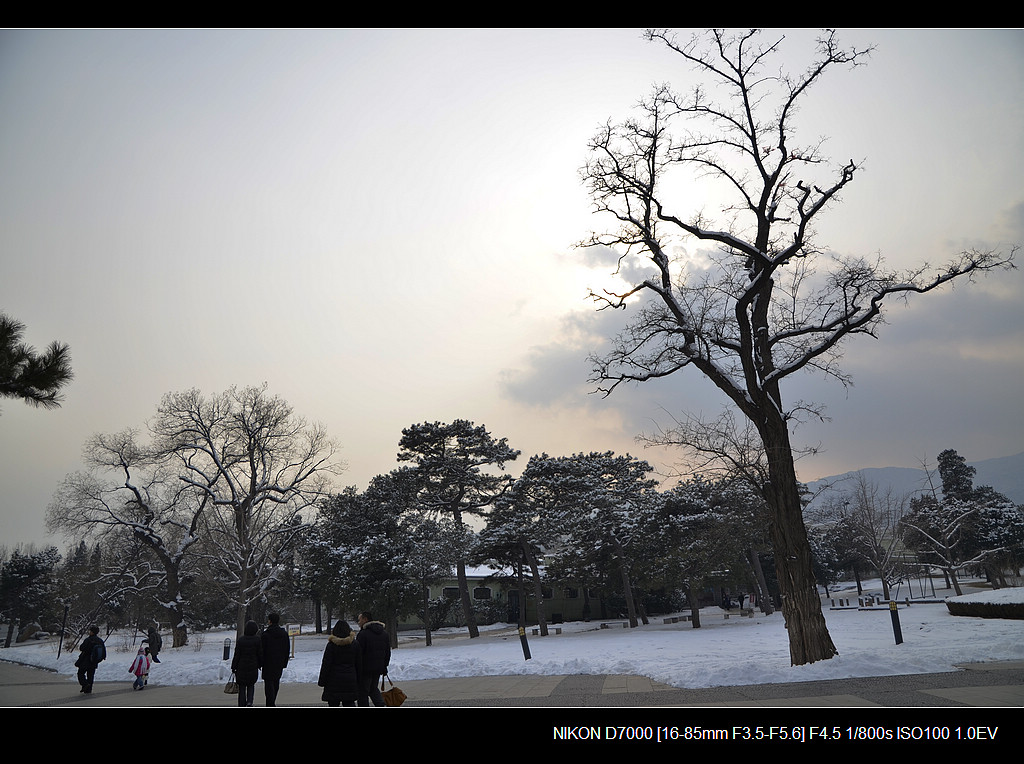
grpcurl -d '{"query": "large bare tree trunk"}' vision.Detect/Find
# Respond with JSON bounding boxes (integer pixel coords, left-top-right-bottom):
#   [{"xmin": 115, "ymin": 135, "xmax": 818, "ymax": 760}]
[
  {"xmin": 762, "ymin": 421, "xmax": 837, "ymax": 664},
  {"xmin": 164, "ymin": 597, "xmax": 188, "ymax": 647},
  {"xmin": 235, "ymin": 604, "xmax": 247, "ymax": 641}
]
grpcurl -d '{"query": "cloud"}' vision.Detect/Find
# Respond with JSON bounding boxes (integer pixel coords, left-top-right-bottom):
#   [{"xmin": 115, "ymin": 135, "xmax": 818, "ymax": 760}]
[
  {"xmin": 499, "ymin": 300, "xmax": 731, "ymax": 437},
  {"xmin": 999, "ymin": 199, "xmax": 1024, "ymax": 242},
  {"xmin": 498, "ymin": 310, "xmax": 609, "ymax": 408}
]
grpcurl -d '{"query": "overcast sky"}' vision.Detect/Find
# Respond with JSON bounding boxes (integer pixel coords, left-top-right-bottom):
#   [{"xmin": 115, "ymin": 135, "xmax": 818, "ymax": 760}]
[{"xmin": 2, "ymin": 28, "xmax": 1022, "ymax": 548}]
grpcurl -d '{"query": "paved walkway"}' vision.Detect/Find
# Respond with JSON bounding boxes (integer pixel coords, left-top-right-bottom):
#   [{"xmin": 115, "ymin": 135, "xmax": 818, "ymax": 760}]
[{"xmin": 2, "ymin": 656, "xmax": 1022, "ymax": 708}]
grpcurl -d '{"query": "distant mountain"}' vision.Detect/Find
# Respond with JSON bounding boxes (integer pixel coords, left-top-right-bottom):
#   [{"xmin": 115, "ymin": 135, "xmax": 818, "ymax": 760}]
[
  {"xmin": 973, "ymin": 452, "xmax": 1024, "ymax": 504},
  {"xmin": 803, "ymin": 451, "xmax": 1024, "ymax": 515}
]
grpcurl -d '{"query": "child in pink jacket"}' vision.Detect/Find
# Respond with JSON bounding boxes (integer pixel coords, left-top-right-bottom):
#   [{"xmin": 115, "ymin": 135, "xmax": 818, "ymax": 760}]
[{"xmin": 129, "ymin": 646, "xmax": 151, "ymax": 690}]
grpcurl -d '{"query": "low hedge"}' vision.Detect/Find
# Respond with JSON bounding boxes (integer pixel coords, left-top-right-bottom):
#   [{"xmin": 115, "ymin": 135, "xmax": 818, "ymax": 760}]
[{"xmin": 945, "ymin": 600, "xmax": 1024, "ymax": 619}]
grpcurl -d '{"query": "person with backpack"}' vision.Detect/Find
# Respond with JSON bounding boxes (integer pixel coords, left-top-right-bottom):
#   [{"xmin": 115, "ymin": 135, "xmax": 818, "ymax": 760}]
[{"xmin": 76, "ymin": 625, "xmax": 105, "ymax": 694}]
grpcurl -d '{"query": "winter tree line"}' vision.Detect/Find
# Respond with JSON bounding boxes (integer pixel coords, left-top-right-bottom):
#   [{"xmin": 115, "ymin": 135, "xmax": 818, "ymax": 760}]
[
  {"xmin": 3, "ymin": 382, "xmax": 1021, "ymax": 652},
  {"xmin": 810, "ymin": 450, "xmax": 1024, "ymax": 601}
]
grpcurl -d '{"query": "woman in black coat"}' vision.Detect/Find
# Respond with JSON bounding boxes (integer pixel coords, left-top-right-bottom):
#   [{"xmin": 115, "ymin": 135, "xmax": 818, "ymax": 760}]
[
  {"xmin": 231, "ymin": 620, "xmax": 263, "ymax": 707},
  {"xmin": 318, "ymin": 620, "xmax": 362, "ymax": 707}
]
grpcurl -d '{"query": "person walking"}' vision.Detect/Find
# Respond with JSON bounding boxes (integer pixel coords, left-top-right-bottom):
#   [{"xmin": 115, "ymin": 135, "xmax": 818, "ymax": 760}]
[
  {"xmin": 145, "ymin": 626, "xmax": 162, "ymax": 663},
  {"xmin": 261, "ymin": 612, "xmax": 290, "ymax": 707},
  {"xmin": 76, "ymin": 625, "xmax": 105, "ymax": 694},
  {"xmin": 231, "ymin": 620, "xmax": 263, "ymax": 707},
  {"xmin": 128, "ymin": 646, "xmax": 150, "ymax": 690},
  {"xmin": 356, "ymin": 611, "xmax": 391, "ymax": 707},
  {"xmin": 318, "ymin": 620, "xmax": 362, "ymax": 707}
]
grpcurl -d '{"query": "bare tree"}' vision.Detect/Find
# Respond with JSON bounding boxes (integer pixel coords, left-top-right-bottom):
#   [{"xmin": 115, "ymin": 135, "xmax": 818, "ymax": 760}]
[
  {"xmin": 48, "ymin": 430, "xmax": 206, "ymax": 647},
  {"xmin": 902, "ymin": 478, "xmax": 982, "ymax": 598},
  {"xmin": 843, "ymin": 475, "xmax": 909, "ymax": 600},
  {"xmin": 581, "ymin": 29, "xmax": 1015, "ymax": 664},
  {"xmin": 150, "ymin": 385, "xmax": 339, "ymax": 638}
]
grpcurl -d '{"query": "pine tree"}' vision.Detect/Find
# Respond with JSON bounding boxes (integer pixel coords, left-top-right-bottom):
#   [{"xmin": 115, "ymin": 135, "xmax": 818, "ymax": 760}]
[
  {"xmin": 0, "ymin": 313, "xmax": 72, "ymax": 412},
  {"xmin": 398, "ymin": 420, "xmax": 519, "ymax": 638}
]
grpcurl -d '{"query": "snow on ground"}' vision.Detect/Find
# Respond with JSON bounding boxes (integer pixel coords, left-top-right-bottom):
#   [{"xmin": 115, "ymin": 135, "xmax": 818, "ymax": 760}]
[
  {"xmin": 4, "ymin": 582, "xmax": 1022, "ymax": 691},
  {"xmin": 950, "ymin": 587, "xmax": 1024, "ymax": 605}
]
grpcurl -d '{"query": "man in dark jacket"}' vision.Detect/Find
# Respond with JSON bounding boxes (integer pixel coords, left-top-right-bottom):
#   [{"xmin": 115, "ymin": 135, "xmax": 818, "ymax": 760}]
[
  {"xmin": 144, "ymin": 625, "xmax": 162, "ymax": 663},
  {"xmin": 356, "ymin": 611, "xmax": 391, "ymax": 706},
  {"xmin": 261, "ymin": 612, "xmax": 290, "ymax": 706},
  {"xmin": 76, "ymin": 625, "xmax": 105, "ymax": 694}
]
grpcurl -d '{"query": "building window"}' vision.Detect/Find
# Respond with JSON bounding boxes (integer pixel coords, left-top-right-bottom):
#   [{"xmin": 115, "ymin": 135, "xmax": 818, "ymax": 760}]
[
  {"xmin": 442, "ymin": 587, "xmax": 459, "ymax": 600},
  {"xmin": 473, "ymin": 587, "xmax": 491, "ymax": 600},
  {"xmin": 564, "ymin": 587, "xmax": 578, "ymax": 599}
]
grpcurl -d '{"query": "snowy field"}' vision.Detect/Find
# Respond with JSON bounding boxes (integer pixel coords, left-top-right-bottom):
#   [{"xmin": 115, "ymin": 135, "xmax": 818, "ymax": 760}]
[{"xmin": 3, "ymin": 582, "xmax": 1022, "ymax": 691}]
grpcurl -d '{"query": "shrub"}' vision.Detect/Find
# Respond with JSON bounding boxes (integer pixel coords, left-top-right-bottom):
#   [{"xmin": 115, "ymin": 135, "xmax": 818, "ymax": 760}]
[{"xmin": 945, "ymin": 600, "xmax": 1024, "ymax": 619}]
